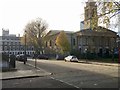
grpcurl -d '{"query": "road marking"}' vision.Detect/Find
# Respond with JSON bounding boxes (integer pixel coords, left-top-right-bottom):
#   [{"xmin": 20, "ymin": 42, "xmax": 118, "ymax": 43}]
[{"xmin": 50, "ymin": 77, "xmax": 80, "ymax": 88}]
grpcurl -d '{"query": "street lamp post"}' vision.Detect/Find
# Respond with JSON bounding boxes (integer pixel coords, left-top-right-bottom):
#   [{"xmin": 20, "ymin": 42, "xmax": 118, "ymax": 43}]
[
  {"xmin": 34, "ymin": 24, "xmax": 40, "ymax": 68},
  {"xmin": 38, "ymin": 23, "xmax": 41, "ymax": 54},
  {"xmin": 34, "ymin": 53, "xmax": 37, "ymax": 68},
  {"xmin": 70, "ymin": 33, "xmax": 73, "ymax": 54},
  {"xmin": 116, "ymin": 37, "xmax": 120, "ymax": 63},
  {"xmin": 24, "ymin": 30, "xmax": 27, "ymax": 64},
  {"xmin": 85, "ymin": 48, "xmax": 88, "ymax": 62},
  {"xmin": 118, "ymin": 42, "xmax": 120, "ymax": 63},
  {"xmin": 8, "ymin": 45, "xmax": 10, "ymax": 69},
  {"xmin": 118, "ymin": 40, "xmax": 120, "ymax": 63}
]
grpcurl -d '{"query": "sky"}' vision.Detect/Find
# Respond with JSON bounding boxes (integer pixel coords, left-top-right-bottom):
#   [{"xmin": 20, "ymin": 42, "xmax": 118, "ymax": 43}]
[
  {"xmin": 0, "ymin": 0, "xmax": 119, "ymax": 36},
  {"xmin": 0, "ymin": 0, "xmax": 87, "ymax": 36}
]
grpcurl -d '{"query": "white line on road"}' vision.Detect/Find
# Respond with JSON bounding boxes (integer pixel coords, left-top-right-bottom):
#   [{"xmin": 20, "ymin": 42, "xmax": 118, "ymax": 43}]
[{"xmin": 50, "ymin": 77, "xmax": 80, "ymax": 88}]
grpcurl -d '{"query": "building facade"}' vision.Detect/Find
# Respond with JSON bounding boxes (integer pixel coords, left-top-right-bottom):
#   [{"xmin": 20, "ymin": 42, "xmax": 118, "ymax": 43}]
[
  {"xmin": 0, "ymin": 29, "xmax": 34, "ymax": 56},
  {"xmin": 74, "ymin": 27, "xmax": 117, "ymax": 54},
  {"xmin": 43, "ymin": 1, "xmax": 118, "ymax": 57},
  {"xmin": 74, "ymin": 1, "xmax": 118, "ymax": 56},
  {"xmin": 44, "ymin": 30, "xmax": 74, "ymax": 54}
]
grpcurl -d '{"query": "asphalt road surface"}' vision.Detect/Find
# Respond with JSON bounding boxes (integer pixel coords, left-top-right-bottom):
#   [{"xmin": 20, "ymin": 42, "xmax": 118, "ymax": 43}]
[
  {"xmin": 2, "ymin": 76, "xmax": 75, "ymax": 88},
  {"xmin": 2, "ymin": 59, "xmax": 119, "ymax": 89}
]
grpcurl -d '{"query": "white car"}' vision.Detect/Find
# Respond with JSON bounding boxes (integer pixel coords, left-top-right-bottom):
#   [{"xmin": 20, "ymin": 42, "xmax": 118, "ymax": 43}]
[{"xmin": 64, "ymin": 55, "xmax": 79, "ymax": 62}]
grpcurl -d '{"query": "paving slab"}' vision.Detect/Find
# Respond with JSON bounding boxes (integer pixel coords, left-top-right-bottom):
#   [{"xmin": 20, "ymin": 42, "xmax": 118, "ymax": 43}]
[{"xmin": 0, "ymin": 61, "xmax": 51, "ymax": 80}]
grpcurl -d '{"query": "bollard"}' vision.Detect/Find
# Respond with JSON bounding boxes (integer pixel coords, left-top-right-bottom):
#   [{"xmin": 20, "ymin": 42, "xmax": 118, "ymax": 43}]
[
  {"xmin": 24, "ymin": 55, "xmax": 27, "ymax": 64},
  {"xmin": 10, "ymin": 54, "xmax": 16, "ymax": 68}
]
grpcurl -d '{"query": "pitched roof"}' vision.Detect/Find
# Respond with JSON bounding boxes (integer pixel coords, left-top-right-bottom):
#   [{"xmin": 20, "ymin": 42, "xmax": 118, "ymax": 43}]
[
  {"xmin": 75, "ymin": 26, "xmax": 117, "ymax": 37},
  {"xmin": 76, "ymin": 26, "xmax": 117, "ymax": 33},
  {"xmin": 45, "ymin": 30, "xmax": 74, "ymax": 36}
]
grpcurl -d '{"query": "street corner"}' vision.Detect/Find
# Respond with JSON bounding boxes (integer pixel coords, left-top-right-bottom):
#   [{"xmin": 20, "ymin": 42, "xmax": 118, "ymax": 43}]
[
  {"xmin": 1, "ymin": 68, "xmax": 51, "ymax": 80},
  {"xmin": 0, "ymin": 62, "xmax": 51, "ymax": 80}
]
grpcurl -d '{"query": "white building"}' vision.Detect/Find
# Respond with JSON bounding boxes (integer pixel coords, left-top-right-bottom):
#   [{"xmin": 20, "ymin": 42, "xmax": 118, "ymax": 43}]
[{"xmin": 0, "ymin": 29, "xmax": 34, "ymax": 56}]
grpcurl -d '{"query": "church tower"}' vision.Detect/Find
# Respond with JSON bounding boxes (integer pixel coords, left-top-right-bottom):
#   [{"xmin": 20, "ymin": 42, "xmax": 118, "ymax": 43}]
[{"xmin": 84, "ymin": 0, "xmax": 98, "ymax": 29}]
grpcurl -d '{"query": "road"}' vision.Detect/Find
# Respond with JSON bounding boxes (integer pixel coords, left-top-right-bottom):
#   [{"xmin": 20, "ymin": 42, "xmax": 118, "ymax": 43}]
[{"xmin": 2, "ymin": 59, "xmax": 119, "ymax": 88}]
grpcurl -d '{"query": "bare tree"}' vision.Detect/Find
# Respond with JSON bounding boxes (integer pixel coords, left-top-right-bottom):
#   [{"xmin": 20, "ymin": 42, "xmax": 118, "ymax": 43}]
[
  {"xmin": 83, "ymin": 1, "xmax": 120, "ymax": 29},
  {"xmin": 21, "ymin": 18, "xmax": 48, "ymax": 54},
  {"xmin": 96, "ymin": 1, "xmax": 120, "ymax": 28}
]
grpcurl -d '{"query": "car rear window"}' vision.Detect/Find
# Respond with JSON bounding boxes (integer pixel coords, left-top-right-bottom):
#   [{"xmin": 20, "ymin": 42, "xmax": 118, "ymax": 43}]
[{"xmin": 72, "ymin": 56, "xmax": 77, "ymax": 58}]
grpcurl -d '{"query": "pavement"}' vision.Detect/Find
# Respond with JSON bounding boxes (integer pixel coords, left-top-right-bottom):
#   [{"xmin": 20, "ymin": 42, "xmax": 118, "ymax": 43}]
[
  {"xmin": 0, "ymin": 61, "xmax": 51, "ymax": 80},
  {"xmin": 78, "ymin": 59, "xmax": 119, "ymax": 67},
  {"xmin": 0, "ymin": 59, "xmax": 119, "ymax": 80}
]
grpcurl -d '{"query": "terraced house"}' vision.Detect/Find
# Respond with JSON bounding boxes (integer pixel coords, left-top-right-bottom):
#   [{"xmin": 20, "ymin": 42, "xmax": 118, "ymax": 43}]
[{"xmin": 0, "ymin": 29, "xmax": 34, "ymax": 56}]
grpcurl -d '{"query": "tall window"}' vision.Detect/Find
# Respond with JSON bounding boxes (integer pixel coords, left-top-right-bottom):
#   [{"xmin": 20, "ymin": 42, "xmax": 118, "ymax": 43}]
[
  {"xmin": 2, "ymin": 42, "xmax": 4, "ymax": 45},
  {"xmin": 7, "ymin": 42, "xmax": 9, "ymax": 45},
  {"xmin": 15, "ymin": 42, "xmax": 17, "ymax": 45},
  {"xmin": 46, "ymin": 42, "xmax": 47, "ymax": 47},
  {"xmin": 86, "ymin": 38, "xmax": 88, "ymax": 45},
  {"xmin": 73, "ymin": 38, "xmax": 75, "ymax": 46},
  {"xmin": 49, "ymin": 40, "xmax": 52, "ymax": 46}
]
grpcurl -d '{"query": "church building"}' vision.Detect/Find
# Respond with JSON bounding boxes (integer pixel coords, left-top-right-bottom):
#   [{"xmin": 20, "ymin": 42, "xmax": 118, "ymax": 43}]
[
  {"xmin": 44, "ymin": 1, "xmax": 118, "ymax": 59},
  {"xmin": 74, "ymin": 1, "xmax": 118, "ymax": 57}
]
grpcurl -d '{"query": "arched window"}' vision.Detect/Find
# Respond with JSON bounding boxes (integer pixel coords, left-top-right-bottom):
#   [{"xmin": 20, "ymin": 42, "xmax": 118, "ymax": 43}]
[{"xmin": 49, "ymin": 40, "xmax": 52, "ymax": 46}]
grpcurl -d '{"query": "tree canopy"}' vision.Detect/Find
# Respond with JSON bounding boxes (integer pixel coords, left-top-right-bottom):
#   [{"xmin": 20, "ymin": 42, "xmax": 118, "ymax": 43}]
[
  {"xmin": 86, "ymin": 1, "xmax": 120, "ymax": 30},
  {"xmin": 56, "ymin": 31, "xmax": 70, "ymax": 54},
  {"xmin": 97, "ymin": 1, "xmax": 120, "ymax": 28},
  {"xmin": 21, "ymin": 18, "xmax": 48, "ymax": 54}
]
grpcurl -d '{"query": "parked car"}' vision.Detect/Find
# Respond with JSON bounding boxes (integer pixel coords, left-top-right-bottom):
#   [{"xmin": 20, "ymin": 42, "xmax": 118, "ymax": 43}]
[
  {"xmin": 37, "ymin": 54, "xmax": 49, "ymax": 60},
  {"xmin": 16, "ymin": 55, "xmax": 20, "ymax": 60},
  {"xmin": 32, "ymin": 54, "xmax": 37, "ymax": 59},
  {"xmin": 16, "ymin": 54, "xmax": 27, "ymax": 62},
  {"xmin": 64, "ymin": 55, "xmax": 79, "ymax": 62},
  {"xmin": 56, "ymin": 54, "xmax": 65, "ymax": 60}
]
